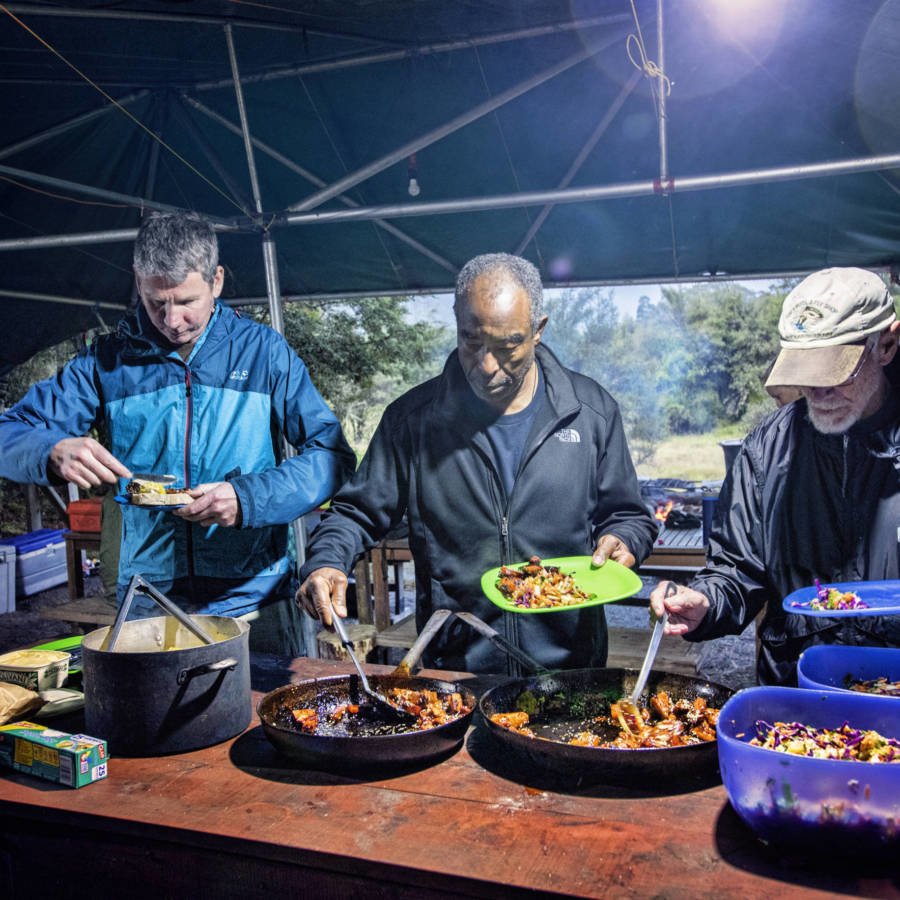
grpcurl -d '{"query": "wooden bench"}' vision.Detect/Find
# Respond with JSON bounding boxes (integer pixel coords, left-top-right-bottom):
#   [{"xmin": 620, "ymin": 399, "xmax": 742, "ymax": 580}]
[
  {"xmin": 341, "ymin": 616, "xmax": 696, "ymax": 674},
  {"xmin": 39, "ymin": 595, "xmax": 117, "ymax": 630}
]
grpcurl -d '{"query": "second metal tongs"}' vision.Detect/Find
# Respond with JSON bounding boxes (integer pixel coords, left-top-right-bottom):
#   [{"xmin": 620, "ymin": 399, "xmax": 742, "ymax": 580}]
[{"xmin": 627, "ymin": 583, "xmax": 674, "ymax": 705}]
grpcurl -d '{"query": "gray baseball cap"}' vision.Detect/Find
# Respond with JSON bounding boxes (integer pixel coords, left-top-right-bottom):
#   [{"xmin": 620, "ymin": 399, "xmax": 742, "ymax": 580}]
[{"xmin": 765, "ymin": 267, "xmax": 896, "ymax": 388}]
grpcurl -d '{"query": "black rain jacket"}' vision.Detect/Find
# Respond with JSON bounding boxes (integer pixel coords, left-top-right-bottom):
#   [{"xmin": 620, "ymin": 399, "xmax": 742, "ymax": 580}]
[
  {"xmin": 302, "ymin": 345, "xmax": 657, "ymax": 674},
  {"xmin": 688, "ymin": 393, "xmax": 900, "ymax": 685}
]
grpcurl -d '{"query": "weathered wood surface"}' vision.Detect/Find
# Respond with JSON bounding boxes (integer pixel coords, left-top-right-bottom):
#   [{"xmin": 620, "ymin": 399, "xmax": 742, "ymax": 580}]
[{"xmin": 0, "ymin": 656, "xmax": 893, "ymax": 899}]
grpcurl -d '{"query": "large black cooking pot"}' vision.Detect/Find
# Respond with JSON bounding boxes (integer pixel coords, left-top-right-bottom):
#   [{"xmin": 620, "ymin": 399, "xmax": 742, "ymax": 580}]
[
  {"xmin": 258, "ymin": 673, "xmax": 476, "ymax": 771},
  {"xmin": 82, "ymin": 613, "xmax": 251, "ymax": 756},
  {"xmin": 479, "ymin": 667, "xmax": 733, "ymax": 781}
]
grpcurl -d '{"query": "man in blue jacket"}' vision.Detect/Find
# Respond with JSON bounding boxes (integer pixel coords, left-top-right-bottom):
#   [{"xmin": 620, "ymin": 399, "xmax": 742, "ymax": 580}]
[
  {"xmin": 298, "ymin": 253, "xmax": 657, "ymax": 674},
  {"xmin": 0, "ymin": 212, "xmax": 355, "ymax": 654}
]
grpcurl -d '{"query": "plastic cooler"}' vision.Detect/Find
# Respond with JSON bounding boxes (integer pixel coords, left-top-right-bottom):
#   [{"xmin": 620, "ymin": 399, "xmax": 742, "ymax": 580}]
[
  {"xmin": 0, "ymin": 545, "xmax": 14, "ymax": 613},
  {"xmin": 0, "ymin": 528, "xmax": 68, "ymax": 597}
]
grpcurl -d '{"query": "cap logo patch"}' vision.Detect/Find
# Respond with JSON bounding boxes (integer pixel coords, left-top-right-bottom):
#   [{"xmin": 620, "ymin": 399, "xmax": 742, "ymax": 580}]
[{"xmin": 791, "ymin": 304, "xmax": 824, "ymax": 332}]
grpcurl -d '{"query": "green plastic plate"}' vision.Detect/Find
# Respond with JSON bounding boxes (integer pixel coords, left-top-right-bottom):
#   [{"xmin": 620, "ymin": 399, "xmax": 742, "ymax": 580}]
[{"xmin": 481, "ymin": 556, "xmax": 642, "ymax": 614}]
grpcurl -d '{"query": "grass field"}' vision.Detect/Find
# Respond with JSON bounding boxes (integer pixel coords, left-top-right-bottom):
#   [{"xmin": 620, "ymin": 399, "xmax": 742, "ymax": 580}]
[{"xmin": 635, "ymin": 427, "xmax": 748, "ymax": 483}]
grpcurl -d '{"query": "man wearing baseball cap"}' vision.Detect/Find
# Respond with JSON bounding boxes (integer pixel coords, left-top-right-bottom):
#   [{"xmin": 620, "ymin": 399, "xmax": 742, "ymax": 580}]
[{"xmin": 650, "ymin": 267, "xmax": 900, "ymax": 685}]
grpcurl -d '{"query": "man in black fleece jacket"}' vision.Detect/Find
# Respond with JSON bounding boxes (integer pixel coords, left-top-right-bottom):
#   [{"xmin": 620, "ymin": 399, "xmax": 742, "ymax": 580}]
[{"xmin": 298, "ymin": 253, "xmax": 657, "ymax": 674}]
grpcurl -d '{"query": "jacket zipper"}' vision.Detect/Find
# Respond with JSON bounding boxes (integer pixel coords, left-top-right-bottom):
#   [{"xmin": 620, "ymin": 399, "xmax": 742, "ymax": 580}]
[
  {"xmin": 184, "ymin": 367, "xmax": 194, "ymax": 578},
  {"xmin": 500, "ymin": 515, "xmax": 510, "ymax": 563},
  {"xmin": 493, "ymin": 410, "xmax": 571, "ymax": 677}
]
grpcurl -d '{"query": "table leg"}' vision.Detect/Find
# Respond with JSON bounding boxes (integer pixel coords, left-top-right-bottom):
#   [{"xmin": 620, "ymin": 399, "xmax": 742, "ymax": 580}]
[{"xmin": 66, "ymin": 538, "xmax": 85, "ymax": 601}]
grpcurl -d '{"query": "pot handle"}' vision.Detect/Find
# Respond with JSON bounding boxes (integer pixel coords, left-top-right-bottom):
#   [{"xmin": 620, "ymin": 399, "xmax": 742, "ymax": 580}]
[{"xmin": 177, "ymin": 657, "xmax": 238, "ymax": 685}]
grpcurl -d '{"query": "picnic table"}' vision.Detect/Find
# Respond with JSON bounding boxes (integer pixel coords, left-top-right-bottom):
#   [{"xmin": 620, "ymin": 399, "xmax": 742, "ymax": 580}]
[{"xmin": 0, "ymin": 656, "xmax": 893, "ymax": 898}]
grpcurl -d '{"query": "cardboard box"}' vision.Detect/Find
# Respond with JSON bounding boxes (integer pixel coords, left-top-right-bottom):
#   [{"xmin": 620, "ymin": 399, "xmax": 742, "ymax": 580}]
[
  {"xmin": 67, "ymin": 497, "xmax": 102, "ymax": 533},
  {"xmin": 0, "ymin": 546, "xmax": 13, "ymax": 614},
  {"xmin": 0, "ymin": 529, "xmax": 68, "ymax": 596},
  {"xmin": 0, "ymin": 721, "xmax": 108, "ymax": 788}
]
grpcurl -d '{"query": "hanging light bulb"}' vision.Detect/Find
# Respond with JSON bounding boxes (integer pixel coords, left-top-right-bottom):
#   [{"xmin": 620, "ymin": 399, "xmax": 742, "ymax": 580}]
[{"xmin": 407, "ymin": 153, "xmax": 421, "ymax": 197}]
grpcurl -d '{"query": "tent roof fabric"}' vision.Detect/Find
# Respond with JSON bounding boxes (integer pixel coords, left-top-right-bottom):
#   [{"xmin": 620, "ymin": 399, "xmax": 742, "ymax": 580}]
[{"xmin": 1, "ymin": 0, "xmax": 899, "ymax": 371}]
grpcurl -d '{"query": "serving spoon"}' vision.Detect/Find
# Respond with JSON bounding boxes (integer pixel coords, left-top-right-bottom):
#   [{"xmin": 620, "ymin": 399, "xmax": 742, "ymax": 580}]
[{"xmin": 331, "ymin": 607, "xmax": 418, "ymax": 726}]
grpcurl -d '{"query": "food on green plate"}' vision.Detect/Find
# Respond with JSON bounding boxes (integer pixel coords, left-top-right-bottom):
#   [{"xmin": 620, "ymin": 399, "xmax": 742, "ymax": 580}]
[
  {"xmin": 791, "ymin": 578, "xmax": 868, "ymax": 611},
  {"xmin": 495, "ymin": 556, "xmax": 596, "ymax": 609},
  {"xmin": 126, "ymin": 478, "xmax": 192, "ymax": 506},
  {"xmin": 844, "ymin": 676, "xmax": 900, "ymax": 697},
  {"xmin": 750, "ymin": 720, "xmax": 900, "ymax": 762}
]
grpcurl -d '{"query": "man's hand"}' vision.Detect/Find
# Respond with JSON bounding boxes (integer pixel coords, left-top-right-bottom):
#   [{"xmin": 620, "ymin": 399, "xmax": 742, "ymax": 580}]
[
  {"xmin": 649, "ymin": 580, "xmax": 710, "ymax": 635},
  {"xmin": 591, "ymin": 534, "xmax": 635, "ymax": 568},
  {"xmin": 49, "ymin": 437, "xmax": 131, "ymax": 488},
  {"xmin": 173, "ymin": 481, "xmax": 241, "ymax": 528},
  {"xmin": 296, "ymin": 567, "xmax": 349, "ymax": 626}
]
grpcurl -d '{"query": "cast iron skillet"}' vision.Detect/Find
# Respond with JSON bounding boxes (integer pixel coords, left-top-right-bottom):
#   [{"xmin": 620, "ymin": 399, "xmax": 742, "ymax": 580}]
[
  {"xmin": 479, "ymin": 667, "xmax": 733, "ymax": 780},
  {"xmin": 257, "ymin": 673, "xmax": 476, "ymax": 771}
]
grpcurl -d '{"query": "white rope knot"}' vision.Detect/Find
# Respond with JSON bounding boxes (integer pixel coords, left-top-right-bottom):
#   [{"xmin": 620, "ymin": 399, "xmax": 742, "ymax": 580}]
[{"xmin": 626, "ymin": 32, "xmax": 673, "ymax": 96}]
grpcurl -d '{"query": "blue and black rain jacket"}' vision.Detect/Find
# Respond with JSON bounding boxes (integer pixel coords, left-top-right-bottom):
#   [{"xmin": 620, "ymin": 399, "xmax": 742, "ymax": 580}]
[{"xmin": 0, "ymin": 303, "xmax": 355, "ymax": 616}]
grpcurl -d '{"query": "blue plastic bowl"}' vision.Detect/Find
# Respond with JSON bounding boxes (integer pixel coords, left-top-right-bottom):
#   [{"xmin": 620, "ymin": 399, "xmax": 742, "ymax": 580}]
[
  {"xmin": 717, "ymin": 686, "xmax": 900, "ymax": 853},
  {"xmin": 798, "ymin": 645, "xmax": 900, "ymax": 696}
]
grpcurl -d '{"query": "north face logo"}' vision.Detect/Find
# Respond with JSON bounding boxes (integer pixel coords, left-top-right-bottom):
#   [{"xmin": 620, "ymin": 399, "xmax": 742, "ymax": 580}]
[{"xmin": 554, "ymin": 428, "xmax": 581, "ymax": 443}]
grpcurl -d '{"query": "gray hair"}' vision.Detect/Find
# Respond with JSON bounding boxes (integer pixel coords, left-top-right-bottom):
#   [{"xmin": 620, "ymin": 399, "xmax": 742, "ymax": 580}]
[
  {"xmin": 133, "ymin": 212, "xmax": 219, "ymax": 285},
  {"xmin": 454, "ymin": 253, "xmax": 544, "ymax": 332}
]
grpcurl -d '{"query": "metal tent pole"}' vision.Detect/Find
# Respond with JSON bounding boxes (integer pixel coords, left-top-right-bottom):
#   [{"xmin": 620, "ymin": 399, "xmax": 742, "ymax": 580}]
[
  {"xmin": 515, "ymin": 71, "xmax": 641, "ymax": 256},
  {"xmin": 184, "ymin": 95, "xmax": 456, "ymax": 274},
  {"xmin": 193, "ymin": 15, "xmax": 631, "ymax": 90},
  {"xmin": 286, "ymin": 33, "xmax": 623, "ymax": 213},
  {"xmin": 3, "ymin": 152, "xmax": 900, "ymax": 253},
  {"xmin": 5, "ymin": 3, "xmax": 376, "ymax": 39},
  {"xmin": 280, "ymin": 152, "xmax": 900, "ymax": 226},
  {"xmin": 0, "ymin": 289, "xmax": 123, "ymax": 309},
  {"xmin": 0, "ymin": 91, "xmax": 148, "ymax": 161},
  {"xmin": 225, "ymin": 23, "xmax": 316, "ymax": 656},
  {"xmin": 0, "ymin": 164, "xmax": 234, "ymax": 225},
  {"xmin": 171, "ymin": 97, "xmax": 255, "ymax": 212},
  {"xmin": 656, "ymin": 0, "xmax": 670, "ymax": 189}
]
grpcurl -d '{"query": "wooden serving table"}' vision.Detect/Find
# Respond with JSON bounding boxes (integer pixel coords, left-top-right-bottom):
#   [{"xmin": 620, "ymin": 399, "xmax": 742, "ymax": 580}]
[{"xmin": 0, "ymin": 657, "xmax": 894, "ymax": 899}]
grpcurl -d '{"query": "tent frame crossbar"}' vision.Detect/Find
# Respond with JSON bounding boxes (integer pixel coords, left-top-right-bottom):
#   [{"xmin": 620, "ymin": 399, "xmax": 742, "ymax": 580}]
[
  {"xmin": 286, "ymin": 34, "xmax": 622, "ymax": 214},
  {"xmin": 2, "ymin": 152, "xmax": 899, "ymax": 254}
]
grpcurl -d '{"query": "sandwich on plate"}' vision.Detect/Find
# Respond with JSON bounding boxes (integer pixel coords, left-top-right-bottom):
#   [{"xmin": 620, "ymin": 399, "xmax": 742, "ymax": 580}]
[{"xmin": 125, "ymin": 477, "xmax": 193, "ymax": 506}]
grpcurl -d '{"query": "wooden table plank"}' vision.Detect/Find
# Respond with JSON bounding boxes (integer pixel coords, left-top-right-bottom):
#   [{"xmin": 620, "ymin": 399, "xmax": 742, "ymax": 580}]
[{"xmin": 0, "ymin": 656, "xmax": 893, "ymax": 898}]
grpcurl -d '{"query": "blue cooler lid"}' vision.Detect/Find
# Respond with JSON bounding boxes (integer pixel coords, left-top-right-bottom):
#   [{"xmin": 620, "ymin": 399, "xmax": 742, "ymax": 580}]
[{"xmin": 0, "ymin": 528, "xmax": 68, "ymax": 555}]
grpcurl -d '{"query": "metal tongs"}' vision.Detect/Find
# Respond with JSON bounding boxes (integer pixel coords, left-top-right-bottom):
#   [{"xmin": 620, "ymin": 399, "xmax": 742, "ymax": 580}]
[
  {"xmin": 331, "ymin": 604, "xmax": 417, "ymax": 725},
  {"xmin": 623, "ymin": 583, "xmax": 673, "ymax": 708},
  {"xmin": 391, "ymin": 608, "xmax": 549, "ymax": 677},
  {"xmin": 100, "ymin": 574, "xmax": 217, "ymax": 651}
]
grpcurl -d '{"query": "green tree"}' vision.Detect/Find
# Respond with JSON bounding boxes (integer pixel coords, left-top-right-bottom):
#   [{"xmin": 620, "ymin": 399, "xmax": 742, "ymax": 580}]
[
  {"xmin": 662, "ymin": 283, "xmax": 784, "ymax": 425},
  {"xmin": 254, "ymin": 297, "xmax": 452, "ymax": 449},
  {"xmin": 542, "ymin": 288, "xmax": 667, "ymax": 464}
]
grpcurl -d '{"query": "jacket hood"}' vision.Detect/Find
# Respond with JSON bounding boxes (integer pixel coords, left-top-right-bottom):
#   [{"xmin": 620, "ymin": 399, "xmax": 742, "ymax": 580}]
[{"xmin": 117, "ymin": 302, "xmax": 235, "ymax": 360}]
